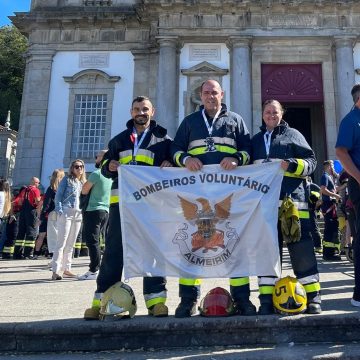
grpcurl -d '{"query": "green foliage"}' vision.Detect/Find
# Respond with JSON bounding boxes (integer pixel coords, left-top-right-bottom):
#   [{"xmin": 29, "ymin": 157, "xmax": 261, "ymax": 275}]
[{"xmin": 0, "ymin": 25, "xmax": 28, "ymax": 130}]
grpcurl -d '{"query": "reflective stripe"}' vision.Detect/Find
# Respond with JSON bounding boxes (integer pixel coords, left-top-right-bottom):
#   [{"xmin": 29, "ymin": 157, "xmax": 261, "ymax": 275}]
[
  {"xmin": 2, "ymin": 246, "xmax": 14, "ymax": 254},
  {"xmin": 24, "ymin": 240, "xmax": 35, "ymax": 246},
  {"xmin": 259, "ymin": 285, "xmax": 274, "ymax": 295},
  {"xmin": 278, "ymin": 200, "xmax": 308, "ymax": 210},
  {"xmin": 189, "ymin": 137, "xmax": 237, "ymax": 150},
  {"xmin": 119, "ymin": 150, "xmax": 132, "ymax": 160},
  {"xmin": 311, "ymin": 191, "xmax": 320, "ymax": 198},
  {"xmin": 239, "ymin": 151, "xmax": 250, "ymax": 165},
  {"xmin": 294, "ymin": 159, "xmax": 305, "ymax": 176},
  {"xmin": 120, "ymin": 155, "xmax": 132, "ymax": 164},
  {"xmin": 303, "ymin": 282, "xmax": 321, "ymax": 293},
  {"xmin": 110, "ymin": 195, "xmax": 119, "ymax": 204},
  {"xmin": 174, "ymin": 151, "xmax": 184, "ymax": 167},
  {"xmin": 144, "ymin": 290, "xmax": 167, "ymax": 302},
  {"xmin": 284, "ymin": 171, "xmax": 306, "ymax": 179},
  {"xmin": 101, "ymin": 159, "xmax": 109, "ymax": 168},
  {"xmin": 135, "ymin": 154, "xmax": 154, "ymax": 165},
  {"xmin": 323, "ymin": 241, "xmax": 341, "ymax": 249},
  {"xmin": 15, "ymin": 240, "xmax": 25, "ymax": 246},
  {"xmin": 179, "ymin": 278, "xmax": 202, "ymax": 286},
  {"xmin": 110, "ymin": 189, "xmax": 119, "ymax": 204},
  {"xmin": 74, "ymin": 243, "xmax": 81, "ymax": 249},
  {"xmin": 298, "ymin": 274, "xmax": 320, "ymax": 284},
  {"xmin": 145, "ymin": 297, "xmax": 167, "ymax": 309},
  {"xmin": 258, "ymin": 276, "xmax": 277, "ymax": 286},
  {"xmin": 299, "ymin": 210, "xmax": 310, "ymax": 219},
  {"xmin": 92, "ymin": 298, "xmax": 101, "ymax": 308},
  {"xmin": 229, "ymin": 277, "xmax": 250, "ymax": 286},
  {"xmin": 144, "ymin": 289, "xmax": 167, "ymax": 308},
  {"xmin": 189, "ymin": 145, "xmax": 237, "ymax": 156}
]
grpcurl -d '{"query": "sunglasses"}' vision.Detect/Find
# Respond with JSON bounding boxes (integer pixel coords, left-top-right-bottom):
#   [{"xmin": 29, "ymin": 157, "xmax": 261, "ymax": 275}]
[{"xmin": 73, "ymin": 165, "xmax": 83, "ymax": 170}]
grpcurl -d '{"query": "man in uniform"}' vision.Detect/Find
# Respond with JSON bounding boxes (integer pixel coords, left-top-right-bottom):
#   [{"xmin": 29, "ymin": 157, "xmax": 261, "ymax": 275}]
[
  {"xmin": 84, "ymin": 96, "xmax": 173, "ymax": 319},
  {"xmin": 336, "ymin": 84, "xmax": 360, "ymax": 307},
  {"xmin": 171, "ymin": 79, "xmax": 254, "ymax": 318},
  {"xmin": 321, "ymin": 160, "xmax": 342, "ymax": 260}
]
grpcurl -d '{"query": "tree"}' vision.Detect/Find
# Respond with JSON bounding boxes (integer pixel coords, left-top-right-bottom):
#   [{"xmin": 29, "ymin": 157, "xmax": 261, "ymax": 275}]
[{"xmin": 0, "ymin": 25, "xmax": 28, "ymax": 131}]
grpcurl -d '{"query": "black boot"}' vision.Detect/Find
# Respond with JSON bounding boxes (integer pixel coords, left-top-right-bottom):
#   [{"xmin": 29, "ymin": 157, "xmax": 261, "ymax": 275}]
[
  {"xmin": 258, "ymin": 302, "xmax": 274, "ymax": 315},
  {"xmin": 234, "ymin": 299, "xmax": 257, "ymax": 316},
  {"xmin": 258, "ymin": 294, "xmax": 274, "ymax": 315},
  {"xmin": 175, "ymin": 297, "xmax": 197, "ymax": 318}
]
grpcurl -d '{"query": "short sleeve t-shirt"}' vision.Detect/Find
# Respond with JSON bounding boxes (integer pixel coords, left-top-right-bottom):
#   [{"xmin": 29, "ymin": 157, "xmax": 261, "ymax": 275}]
[
  {"xmin": 335, "ymin": 107, "xmax": 360, "ymax": 169},
  {"xmin": 86, "ymin": 169, "xmax": 112, "ymax": 212},
  {"xmin": 321, "ymin": 172, "xmax": 335, "ymax": 204}
]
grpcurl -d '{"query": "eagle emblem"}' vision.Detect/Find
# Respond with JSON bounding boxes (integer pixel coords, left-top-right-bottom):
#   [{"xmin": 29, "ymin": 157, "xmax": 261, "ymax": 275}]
[{"xmin": 177, "ymin": 194, "xmax": 233, "ymax": 253}]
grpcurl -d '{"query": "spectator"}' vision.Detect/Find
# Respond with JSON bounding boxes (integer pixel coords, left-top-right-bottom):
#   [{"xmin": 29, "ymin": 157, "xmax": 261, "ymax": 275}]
[
  {"xmin": 33, "ymin": 169, "xmax": 65, "ymax": 259},
  {"xmin": 77, "ymin": 150, "xmax": 112, "ymax": 280},
  {"xmin": 51, "ymin": 160, "xmax": 86, "ymax": 280}
]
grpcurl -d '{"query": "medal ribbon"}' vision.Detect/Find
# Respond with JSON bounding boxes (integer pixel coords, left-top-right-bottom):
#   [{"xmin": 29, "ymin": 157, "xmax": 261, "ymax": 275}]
[
  {"xmin": 202, "ymin": 108, "xmax": 221, "ymax": 137},
  {"xmin": 264, "ymin": 130, "xmax": 273, "ymax": 158},
  {"xmin": 132, "ymin": 127, "xmax": 149, "ymax": 161}
]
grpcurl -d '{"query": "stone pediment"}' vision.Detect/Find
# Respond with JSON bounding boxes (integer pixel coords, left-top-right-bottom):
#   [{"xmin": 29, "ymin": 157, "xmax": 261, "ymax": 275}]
[{"xmin": 181, "ymin": 61, "xmax": 228, "ymax": 76}]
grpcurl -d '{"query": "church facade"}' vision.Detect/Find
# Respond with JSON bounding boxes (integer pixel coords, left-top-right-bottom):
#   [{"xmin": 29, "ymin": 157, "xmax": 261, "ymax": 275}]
[{"xmin": 11, "ymin": 0, "xmax": 360, "ymax": 185}]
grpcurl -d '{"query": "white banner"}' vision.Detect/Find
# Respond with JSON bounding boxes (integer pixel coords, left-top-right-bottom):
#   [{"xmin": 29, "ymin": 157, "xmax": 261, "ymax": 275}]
[{"xmin": 118, "ymin": 162, "xmax": 283, "ymax": 279}]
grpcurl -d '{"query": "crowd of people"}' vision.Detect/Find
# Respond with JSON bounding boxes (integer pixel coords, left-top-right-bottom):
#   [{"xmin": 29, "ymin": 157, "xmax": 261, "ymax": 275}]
[{"xmin": 0, "ymin": 79, "xmax": 359, "ymax": 319}]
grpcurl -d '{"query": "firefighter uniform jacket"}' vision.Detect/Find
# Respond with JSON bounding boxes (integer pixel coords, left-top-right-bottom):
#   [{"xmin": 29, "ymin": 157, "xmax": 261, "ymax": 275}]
[
  {"xmin": 171, "ymin": 104, "xmax": 251, "ymax": 167},
  {"xmin": 251, "ymin": 120, "xmax": 321, "ymax": 305},
  {"xmin": 101, "ymin": 119, "xmax": 173, "ymax": 205},
  {"xmin": 251, "ymin": 120, "xmax": 316, "ymax": 205}
]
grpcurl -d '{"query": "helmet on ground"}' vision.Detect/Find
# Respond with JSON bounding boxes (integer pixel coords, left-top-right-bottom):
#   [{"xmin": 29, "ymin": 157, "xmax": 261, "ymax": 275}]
[
  {"xmin": 199, "ymin": 287, "xmax": 235, "ymax": 317},
  {"xmin": 273, "ymin": 276, "xmax": 307, "ymax": 315},
  {"xmin": 100, "ymin": 282, "xmax": 137, "ymax": 319}
]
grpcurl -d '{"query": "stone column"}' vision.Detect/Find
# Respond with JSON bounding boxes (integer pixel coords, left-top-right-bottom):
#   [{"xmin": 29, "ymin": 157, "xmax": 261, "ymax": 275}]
[
  {"xmin": 156, "ymin": 37, "xmax": 178, "ymax": 138},
  {"xmin": 228, "ymin": 37, "xmax": 253, "ymax": 134},
  {"xmin": 334, "ymin": 36, "xmax": 356, "ymax": 123},
  {"xmin": 131, "ymin": 49, "xmax": 150, "ymax": 98},
  {"xmin": 13, "ymin": 48, "xmax": 55, "ymax": 186}
]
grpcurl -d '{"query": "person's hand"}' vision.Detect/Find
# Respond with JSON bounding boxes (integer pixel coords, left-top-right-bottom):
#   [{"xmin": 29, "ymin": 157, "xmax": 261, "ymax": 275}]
[
  {"xmin": 160, "ymin": 160, "xmax": 173, "ymax": 168},
  {"xmin": 220, "ymin": 157, "xmax": 238, "ymax": 170},
  {"xmin": 185, "ymin": 157, "xmax": 203, "ymax": 171},
  {"xmin": 109, "ymin": 160, "xmax": 120, "ymax": 172},
  {"xmin": 281, "ymin": 160, "xmax": 289, "ymax": 171}
]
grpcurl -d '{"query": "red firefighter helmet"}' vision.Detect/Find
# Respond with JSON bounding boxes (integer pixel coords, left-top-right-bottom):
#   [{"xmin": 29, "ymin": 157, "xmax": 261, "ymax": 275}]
[{"xmin": 199, "ymin": 287, "xmax": 235, "ymax": 317}]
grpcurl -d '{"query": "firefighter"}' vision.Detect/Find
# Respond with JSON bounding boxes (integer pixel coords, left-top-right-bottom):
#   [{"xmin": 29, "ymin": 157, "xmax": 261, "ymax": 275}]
[
  {"xmin": 307, "ymin": 178, "xmax": 323, "ymax": 253},
  {"xmin": 251, "ymin": 99, "xmax": 321, "ymax": 315},
  {"xmin": 84, "ymin": 96, "xmax": 173, "ymax": 319},
  {"xmin": 321, "ymin": 160, "xmax": 342, "ymax": 260},
  {"xmin": 13, "ymin": 178, "xmax": 41, "ymax": 259},
  {"xmin": 171, "ymin": 79, "xmax": 255, "ymax": 318}
]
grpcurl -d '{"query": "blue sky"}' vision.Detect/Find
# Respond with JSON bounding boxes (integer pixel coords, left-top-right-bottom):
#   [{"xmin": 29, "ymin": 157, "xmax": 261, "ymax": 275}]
[{"xmin": 0, "ymin": 0, "xmax": 31, "ymax": 27}]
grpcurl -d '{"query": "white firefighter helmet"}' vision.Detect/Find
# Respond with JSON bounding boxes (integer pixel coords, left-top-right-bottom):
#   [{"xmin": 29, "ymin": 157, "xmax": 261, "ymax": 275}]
[{"xmin": 100, "ymin": 282, "xmax": 137, "ymax": 319}]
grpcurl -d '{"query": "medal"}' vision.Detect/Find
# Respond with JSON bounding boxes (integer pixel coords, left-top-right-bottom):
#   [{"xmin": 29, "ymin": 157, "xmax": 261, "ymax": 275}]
[
  {"xmin": 205, "ymin": 137, "xmax": 216, "ymax": 152},
  {"xmin": 202, "ymin": 109, "xmax": 221, "ymax": 153},
  {"xmin": 130, "ymin": 126, "xmax": 150, "ymax": 165}
]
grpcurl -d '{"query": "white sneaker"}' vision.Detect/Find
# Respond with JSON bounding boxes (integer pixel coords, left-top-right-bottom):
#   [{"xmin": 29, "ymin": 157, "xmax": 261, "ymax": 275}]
[
  {"xmin": 77, "ymin": 271, "xmax": 98, "ymax": 280},
  {"xmin": 351, "ymin": 298, "xmax": 360, "ymax": 307}
]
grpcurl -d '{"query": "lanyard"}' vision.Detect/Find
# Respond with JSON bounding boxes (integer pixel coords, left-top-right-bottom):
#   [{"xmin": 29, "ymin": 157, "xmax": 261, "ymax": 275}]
[
  {"xmin": 202, "ymin": 108, "xmax": 221, "ymax": 137},
  {"xmin": 132, "ymin": 127, "xmax": 149, "ymax": 159},
  {"xmin": 263, "ymin": 131, "xmax": 273, "ymax": 158}
]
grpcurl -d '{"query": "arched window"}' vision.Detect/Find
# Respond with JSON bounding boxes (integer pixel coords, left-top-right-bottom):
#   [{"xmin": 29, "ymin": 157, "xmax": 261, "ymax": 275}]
[{"xmin": 63, "ymin": 69, "xmax": 120, "ymax": 163}]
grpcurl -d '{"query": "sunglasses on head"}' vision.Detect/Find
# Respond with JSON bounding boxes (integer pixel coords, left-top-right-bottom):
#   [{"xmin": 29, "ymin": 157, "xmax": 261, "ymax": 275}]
[{"xmin": 74, "ymin": 164, "xmax": 83, "ymax": 169}]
